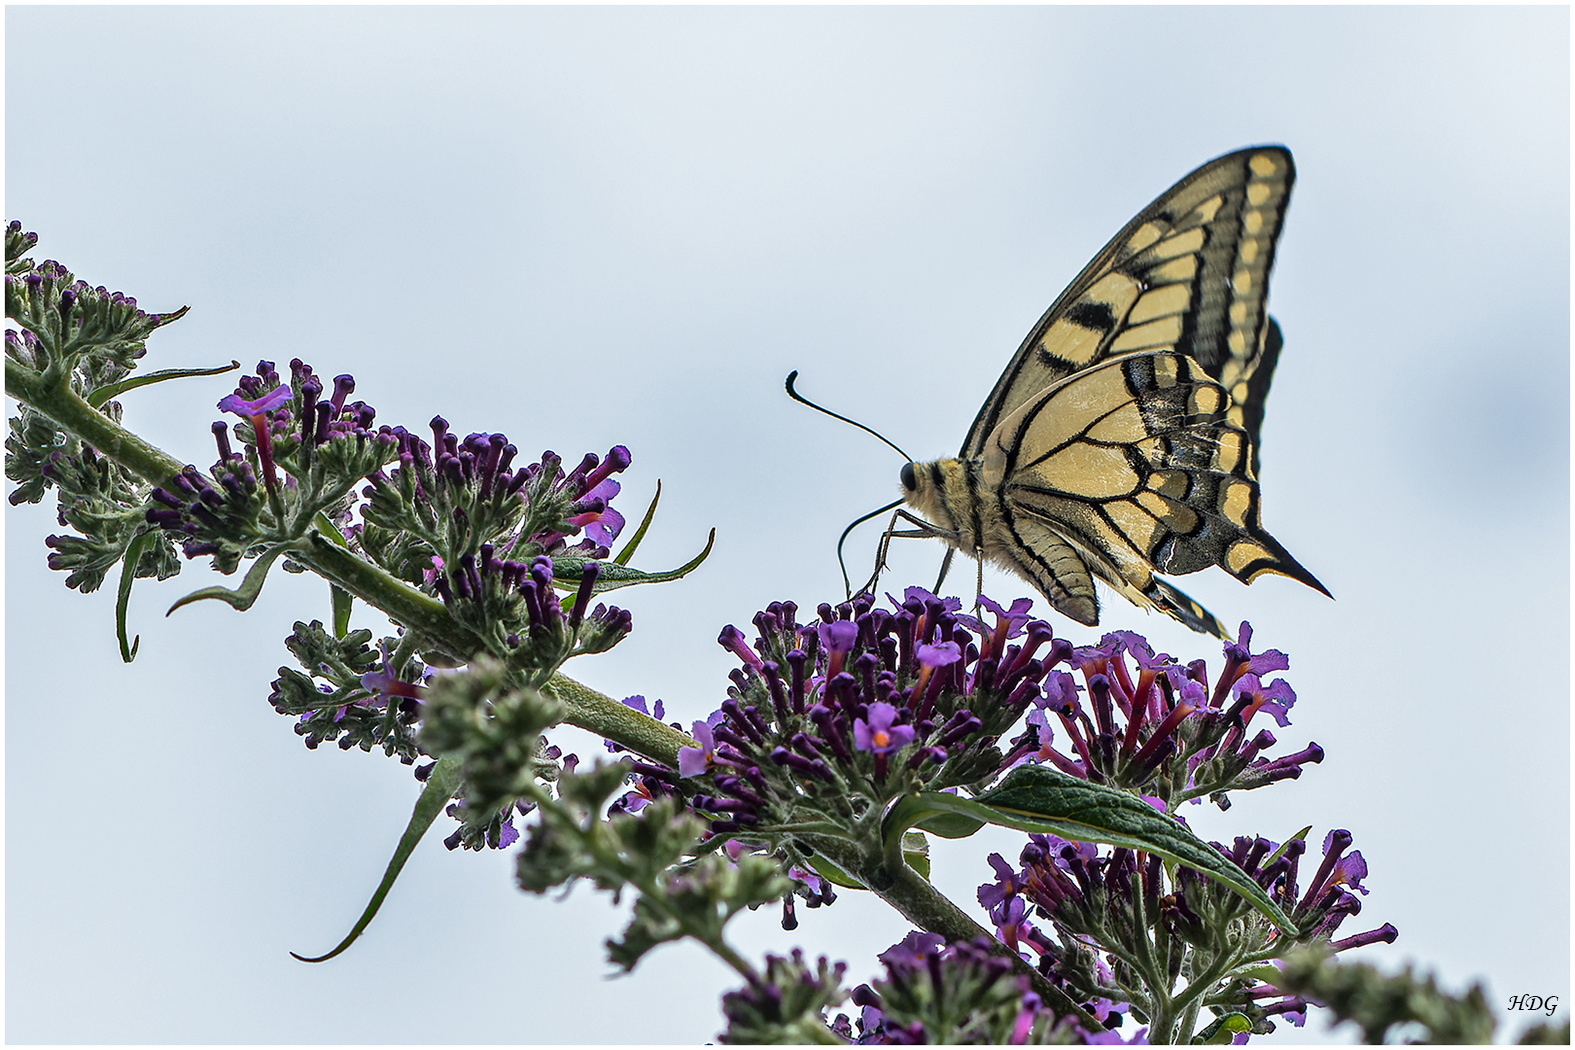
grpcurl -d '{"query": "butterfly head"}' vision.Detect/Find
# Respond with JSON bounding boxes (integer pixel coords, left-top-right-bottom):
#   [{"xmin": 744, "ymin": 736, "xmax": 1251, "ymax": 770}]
[{"xmin": 899, "ymin": 457, "xmax": 975, "ymax": 545}]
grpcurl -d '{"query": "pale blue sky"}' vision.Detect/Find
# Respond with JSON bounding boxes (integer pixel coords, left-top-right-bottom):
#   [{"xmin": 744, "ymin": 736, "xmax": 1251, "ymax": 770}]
[{"xmin": 6, "ymin": 6, "xmax": 1568, "ymax": 1043}]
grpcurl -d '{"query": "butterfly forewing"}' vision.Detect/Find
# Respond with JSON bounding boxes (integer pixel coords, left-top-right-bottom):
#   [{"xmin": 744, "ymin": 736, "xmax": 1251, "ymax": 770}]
[{"xmin": 962, "ymin": 147, "xmax": 1294, "ymax": 462}]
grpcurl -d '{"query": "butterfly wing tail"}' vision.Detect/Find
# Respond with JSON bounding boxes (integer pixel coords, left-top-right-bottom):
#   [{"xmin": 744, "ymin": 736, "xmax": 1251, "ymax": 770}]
[{"xmin": 1218, "ymin": 526, "xmax": 1333, "ymax": 599}]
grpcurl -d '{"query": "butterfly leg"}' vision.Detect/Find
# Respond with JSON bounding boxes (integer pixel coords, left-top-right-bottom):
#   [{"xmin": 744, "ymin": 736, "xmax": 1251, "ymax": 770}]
[
  {"xmin": 855, "ymin": 507, "xmax": 942, "ymax": 598},
  {"xmin": 932, "ymin": 546, "xmax": 955, "ymax": 596},
  {"xmin": 973, "ymin": 551, "xmax": 984, "ymax": 614}
]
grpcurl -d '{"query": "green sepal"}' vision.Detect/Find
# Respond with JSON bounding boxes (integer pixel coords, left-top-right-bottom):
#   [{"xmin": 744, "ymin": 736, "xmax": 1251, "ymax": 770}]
[
  {"xmin": 86, "ymin": 356, "xmax": 237, "ymax": 408},
  {"xmin": 166, "ymin": 542, "xmax": 289, "ymax": 615},
  {"xmin": 291, "ymin": 755, "xmax": 462, "ymax": 962},
  {"xmin": 1195, "ymin": 1012, "xmax": 1254, "ymax": 1044},
  {"xmin": 883, "ymin": 765, "xmax": 1299, "ymax": 934},
  {"xmin": 553, "ymin": 527, "xmax": 714, "ymax": 592},
  {"xmin": 612, "ymin": 480, "xmax": 660, "ymax": 566},
  {"xmin": 115, "ymin": 530, "xmax": 157, "ymax": 662}
]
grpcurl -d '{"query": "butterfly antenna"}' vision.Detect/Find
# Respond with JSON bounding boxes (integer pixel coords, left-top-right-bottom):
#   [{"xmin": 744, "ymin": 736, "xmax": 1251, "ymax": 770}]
[
  {"xmin": 837, "ymin": 498, "xmax": 904, "ymax": 597},
  {"xmin": 785, "ymin": 370, "xmax": 914, "ymax": 463}
]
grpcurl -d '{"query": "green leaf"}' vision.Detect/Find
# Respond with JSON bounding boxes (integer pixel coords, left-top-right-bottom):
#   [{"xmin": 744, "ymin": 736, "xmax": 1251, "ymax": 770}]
[
  {"xmin": 612, "ymin": 480, "xmax": 661, "ymax": 566},
  {"xmin": 804, "ymin": 853, "xmax": 866, "ymax": 891},
  {"xmin": 554, "ymin": 528, "xmax": 715, "ymax": 592},
  {"xmin": 115, "ymin": 530, "xmax": 157, "ymax": 662},
  {"xmin": 902, "ymin": 830, "xmax": 931, "ymax": 882},
  {"xmin": 1236, "ymin": 964, "xmax": 1288, "ymax": 986},
  {"xmin": 1265, "ymin": 826, "xmax": 1313, "ymax": 868},
  {"xmin": 313, "ymin": 511, "xmax": 351, "ymax": 549},
  {"xmin": 331, "ymin": 585, "xmax": 353, "ymax": 639},
  {"xmin": 291, "ymin": 755, "xmax": 462, "ymax": 963},
  {"xmin": 1195, "ymin": 1012, "xmax": 1254, "ymax": 1044},
  {"xmin": 883, "ymin": 765, "xmax": 1299, "ymax": 934},
  {"xmin": 86, "ymin": 352, "xmax": 231, "ymax": 407},
  {"xmin": 166, "ymin": 543, "xmax": 289, "ymax": 615}
]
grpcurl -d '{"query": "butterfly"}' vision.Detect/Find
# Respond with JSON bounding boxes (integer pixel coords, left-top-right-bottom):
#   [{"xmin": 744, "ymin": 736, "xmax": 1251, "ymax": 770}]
[{"xmin": 898, "ymin": 146, "xmax": 1329, "ymax": 638}]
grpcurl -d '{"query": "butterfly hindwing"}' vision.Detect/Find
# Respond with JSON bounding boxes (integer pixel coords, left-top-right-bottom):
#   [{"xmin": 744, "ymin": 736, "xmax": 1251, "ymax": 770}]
[
  {"xmin": 962, "ymin": 147, "xmax": 1295, "ymax": 462},
  {"xmin": 975, "ymin": 350, "xmax": 1324, "ymax": 634}
]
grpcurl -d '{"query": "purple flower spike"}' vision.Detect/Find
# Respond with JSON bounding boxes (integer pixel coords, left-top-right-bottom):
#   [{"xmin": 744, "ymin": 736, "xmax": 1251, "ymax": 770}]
[
  {"xmin": 217, "ymin": 383, "xmax": 291, "ymax": 492},
  {"xmin": 580, "ymin": 445, "xmax": 632, "ymax": 493},
  {"xmin": 877, "ymin": 931, "xmax": 946, "ymax": 968},
  {"xmin": 577, "ymin": 478, "xmax": 625, "ymax": 547},
  {"xmin": 1234, "ymin": 673, "xmax": 1298, "ymax": 728},
  {"xmin": 568, "ymin": 562, "xmax": 601, "ymax": 630}
]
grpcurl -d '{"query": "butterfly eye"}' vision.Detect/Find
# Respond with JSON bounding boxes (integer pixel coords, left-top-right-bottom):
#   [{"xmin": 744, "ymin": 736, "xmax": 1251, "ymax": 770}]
[{"xmin": 900, "ymin": 462, "xmax": 917, "ymax": 492}]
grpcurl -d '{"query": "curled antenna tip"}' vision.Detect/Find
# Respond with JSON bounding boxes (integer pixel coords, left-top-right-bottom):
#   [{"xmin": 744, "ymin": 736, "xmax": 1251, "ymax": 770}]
[{"xmin": 782, "ymin": 368, "xmax": 913, "ymax": 463}]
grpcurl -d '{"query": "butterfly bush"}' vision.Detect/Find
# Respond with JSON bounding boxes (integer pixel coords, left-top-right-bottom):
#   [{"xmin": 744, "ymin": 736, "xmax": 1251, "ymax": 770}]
[{"xmin": 4, "ymin": 221, "xmax": 1550, "ymax": 1045}]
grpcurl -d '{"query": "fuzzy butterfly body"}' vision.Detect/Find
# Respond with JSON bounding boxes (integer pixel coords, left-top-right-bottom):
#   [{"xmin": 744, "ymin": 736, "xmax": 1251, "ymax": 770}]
[{"xmin": 900, "ymin": 146, "xmax": 1328, "ymax": 637}]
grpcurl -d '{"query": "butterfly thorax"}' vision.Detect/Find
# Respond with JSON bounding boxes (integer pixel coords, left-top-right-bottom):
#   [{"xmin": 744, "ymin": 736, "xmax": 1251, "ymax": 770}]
[{"xmin": 900, "ymin": 456, "xmax": 1102, "ymax": 626}]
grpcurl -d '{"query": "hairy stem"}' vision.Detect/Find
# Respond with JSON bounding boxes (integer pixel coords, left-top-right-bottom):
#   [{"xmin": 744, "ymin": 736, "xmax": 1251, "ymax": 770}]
[{"xmin": 7, "ymin": 358, "xmax": 187, "ymax": 484}]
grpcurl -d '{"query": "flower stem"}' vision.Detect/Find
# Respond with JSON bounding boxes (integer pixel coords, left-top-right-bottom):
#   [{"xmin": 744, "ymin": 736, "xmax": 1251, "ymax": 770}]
[
  {"xmin": 811, "ymin": 835, "xmax": 1106, "ymax": 1033},
  {"xmin": 7, "ymin": 357, "xmax": 186, "ymax": 485}
]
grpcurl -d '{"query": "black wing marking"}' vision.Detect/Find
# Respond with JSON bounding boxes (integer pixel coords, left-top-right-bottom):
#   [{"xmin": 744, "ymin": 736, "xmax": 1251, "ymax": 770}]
[{"xmin": 962, "ymin": 146, "xmax": 1294, "ymax": 460}]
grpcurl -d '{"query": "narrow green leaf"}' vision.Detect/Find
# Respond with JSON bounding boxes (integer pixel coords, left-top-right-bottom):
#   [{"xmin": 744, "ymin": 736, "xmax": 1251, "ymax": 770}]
[
  {"xmin": 1265, "ymin": 826, "xmax": 1314, "ymax": 868},
  {"xmin": 902, "ymin": 830, "xmax": 931, "ymax": 882},
  {"xmin": 115, "ymin": 531, "xmax": 157, "ymax": 662},
  {"xmin": 87, "ymin": 354, "xmax": 234, "ymax": 407},
  {"xmin": 554, "ymin": 528, "xmax": 715, "ymax": 593},
  {"xmin": 1236, "ymin": 964, "xmax": 1287, "ymax": 986},
  {"xmin": 166, "ymin": 543, "xmax": 289, "ymax": 615},
  {"xmin": 331, "ymin": 585, "xmax": 353, "ymax": 639},
  {"xmin": 912, "ymin": 808, "xmax": 988, "ymax": 840},
  {"xmin": 291, "ymin": 755, "xmax": 462, "ymax": 963},
  {"xmin": 612, "ymin": 480, "xmax": 661, "ymax": 566},
  {"xmin": 312, "ymin": 512, "xmax": 351, "ymax": 549},
  {"xmin": 884, "ymin": 765, "xmax": 1298, "ymax": 934},
  {"xmin": 804, "ymin": 853, "xmax": 866, "ymax": 891}
]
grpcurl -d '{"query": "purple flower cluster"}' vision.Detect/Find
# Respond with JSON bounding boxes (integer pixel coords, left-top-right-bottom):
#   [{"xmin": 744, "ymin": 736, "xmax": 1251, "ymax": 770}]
[
  {"xmin": 144, "ymin": 359, "xmax": 396, "ymax": 558},
  {"xmin": 975, "ymin": 827, "xmax": 1395, "ymax": 1034},
  {"xmin": 1010, "ymin": 622, "xmax": 1322, "ymax": 801},
  {"xmin": 617, "ymin": 588, "xmax": 1065, "ymax": 842},
  {"xmin": 435, "ymin": 551, "xmax": 628, "ymax": 635},
  {"xmin": 845, "ymin": 934, "xmax": 1106, "ymax": 1044},
  {"xmin": 361, "ymin": 417, "xmax": 630, "ymax": 559},
  {"xmin": 213, "ymin": 359, "xmax": 385, "ymax": 492},
  {"xmin": 6, "ymin": 254, "xmax": 178, "ymax": 372}
]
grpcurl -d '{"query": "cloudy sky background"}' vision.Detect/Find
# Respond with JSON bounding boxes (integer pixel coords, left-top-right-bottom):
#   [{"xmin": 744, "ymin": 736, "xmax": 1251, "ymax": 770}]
[{"xmin": 6, "ymin": 7, "xmax": 1568, "ymax": 1043}]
